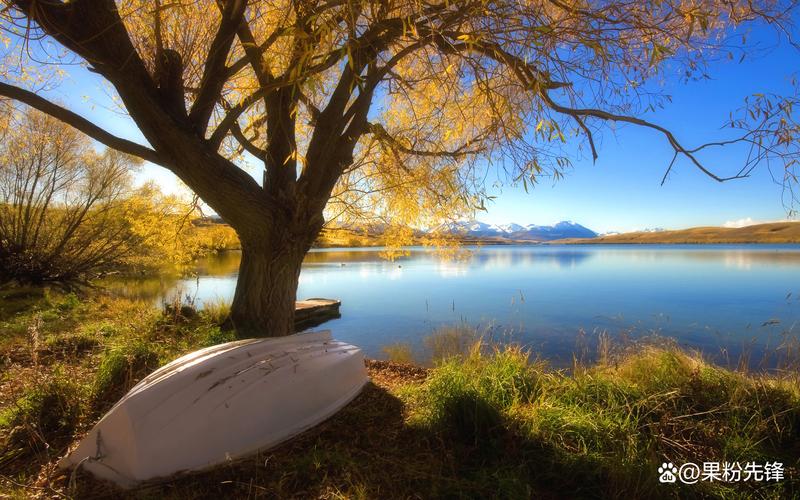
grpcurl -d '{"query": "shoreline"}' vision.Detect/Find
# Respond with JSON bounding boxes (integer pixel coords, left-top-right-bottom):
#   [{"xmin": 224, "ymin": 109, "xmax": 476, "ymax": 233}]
[
  {"xmin": 552, "ymin": 239, "xmax": 800, "ymax": 245},
  {"xmin": 199, "ymin": 220, "xmax": 800, "ymax": 250}
]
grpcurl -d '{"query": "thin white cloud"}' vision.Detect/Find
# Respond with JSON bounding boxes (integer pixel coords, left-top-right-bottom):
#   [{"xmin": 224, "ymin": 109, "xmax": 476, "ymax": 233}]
[
  {"xmin": 723, "ymin": 217, "xmax": 756, "ymax": 228},
  {"xmin": 722, "ymin": 217, "xmax": 798, "ymax": 228}
]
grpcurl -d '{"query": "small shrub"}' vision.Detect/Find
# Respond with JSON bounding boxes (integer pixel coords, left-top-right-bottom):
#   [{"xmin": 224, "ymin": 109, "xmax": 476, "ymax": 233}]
[{"xmin": 163, "ymin": 303, "xmax": 198, "ymax": 323}]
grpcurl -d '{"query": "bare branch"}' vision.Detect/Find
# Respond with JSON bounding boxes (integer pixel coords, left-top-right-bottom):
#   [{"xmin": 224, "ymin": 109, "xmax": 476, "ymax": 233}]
[
  {"xmin": 0, "ymin": 82, "xmax": 163, "ymax": 166},
  {"xmin": 366, "ymin": 122, "xmax": 485, "ymax": 159},
  {"xmin": 540, "ymin": 91, "xmax": 745, "ymax": 183}
]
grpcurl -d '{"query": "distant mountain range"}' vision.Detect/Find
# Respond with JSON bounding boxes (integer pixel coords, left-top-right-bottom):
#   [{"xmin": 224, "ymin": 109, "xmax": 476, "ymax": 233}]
[
  {"xmin": 433, "ymin": 220, "xmax": 598, "ymax": 242},
  {"xmin": 201, "ymin": 215, "xmax": 600, "ymax": 243},
  {"xmin": 201, "ymin": 215, "xmax": 800, "ymax": 246}
]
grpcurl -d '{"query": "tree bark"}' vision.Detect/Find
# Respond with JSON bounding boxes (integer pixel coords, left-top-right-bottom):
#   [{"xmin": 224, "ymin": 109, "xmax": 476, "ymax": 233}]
[{"xmin": 226, "ymin": 230, "xmax": 308, "ymax": 337}]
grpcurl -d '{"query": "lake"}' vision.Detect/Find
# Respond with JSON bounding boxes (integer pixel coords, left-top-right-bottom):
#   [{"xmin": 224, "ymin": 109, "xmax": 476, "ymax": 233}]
[{"xmin": 111, "ymin": 244, "xmax": 800, "ymax": 368}]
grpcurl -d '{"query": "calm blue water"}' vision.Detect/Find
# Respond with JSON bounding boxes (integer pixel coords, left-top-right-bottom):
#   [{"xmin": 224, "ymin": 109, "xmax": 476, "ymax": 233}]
[{"xmin": 132, "ymin": 244, "xmax": 800, "ymax": 366}]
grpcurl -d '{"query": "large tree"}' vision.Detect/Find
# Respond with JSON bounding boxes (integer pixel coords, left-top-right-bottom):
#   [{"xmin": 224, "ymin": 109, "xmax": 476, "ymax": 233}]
[{"xmin": 0, "ymin": 0, "xmax": 797, "ymax": 336}]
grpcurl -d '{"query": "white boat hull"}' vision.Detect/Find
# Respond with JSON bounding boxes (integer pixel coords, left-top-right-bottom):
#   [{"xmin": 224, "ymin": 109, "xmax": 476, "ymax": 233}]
[{"xmin": 59, "ymin": 331, "xmax": 368, "ymax": 487}]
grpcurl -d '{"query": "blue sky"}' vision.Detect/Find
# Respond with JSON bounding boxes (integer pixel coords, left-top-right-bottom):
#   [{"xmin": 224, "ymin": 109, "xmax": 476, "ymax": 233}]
[
  {"xmin": 479, "ymin": 26, "xmax": 800, "ymax": 233},
  {"xmin": 37, "ymin": 23, "xmax": 798, "ymax": 235}
]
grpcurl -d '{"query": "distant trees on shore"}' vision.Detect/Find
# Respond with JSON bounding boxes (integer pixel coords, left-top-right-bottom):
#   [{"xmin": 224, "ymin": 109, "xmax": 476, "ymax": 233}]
[{"xmin": 0, "ymin": 107, "xmax": 236, "ymax": 286}]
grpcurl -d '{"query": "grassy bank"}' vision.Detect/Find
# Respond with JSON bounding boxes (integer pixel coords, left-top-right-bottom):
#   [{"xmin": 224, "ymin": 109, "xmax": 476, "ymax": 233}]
[
  {"xmin": 558, "ymin": 221, "xmax": 800, "ymax": 245},
  {"xmin": 1, "ymin": 290, "xmax": 798, "ymax": 498}
]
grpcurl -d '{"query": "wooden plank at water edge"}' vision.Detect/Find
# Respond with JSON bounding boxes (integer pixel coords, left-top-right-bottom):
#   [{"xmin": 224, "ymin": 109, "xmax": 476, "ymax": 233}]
[{"xmin": 295, "ymin": 298, "xmax": 341, "ymax": 331}]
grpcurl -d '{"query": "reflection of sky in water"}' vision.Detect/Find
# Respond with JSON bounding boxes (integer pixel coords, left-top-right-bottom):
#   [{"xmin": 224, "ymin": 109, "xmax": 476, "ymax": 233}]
[{"xmin": 114, "ymin": 244, "xmax": 800, "ymax": 367}]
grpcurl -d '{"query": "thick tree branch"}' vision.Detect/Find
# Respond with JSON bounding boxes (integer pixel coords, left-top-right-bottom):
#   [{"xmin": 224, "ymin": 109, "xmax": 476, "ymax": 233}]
[
  {"xmin": 189, "ymin": 0, "xmax": 248, "ymax": 134},
  {"xmin": 6, "ymin": 0, "xmax": 274, "ymax": 232},
  {"xmin": 297, "ymin": 90, "xmax": 321, "ymax": 124},
  {"xmin": 231, "ymin": 122, "xmax": 267, "ymax": 158},
  {"xmin": 209, "ymin": 88, "xmax": 266, "ymax": 148},
  {"xmin": 209, "ymin": 52, "xmax": 350, "ymax": 150},
  {"xmin": 234, "ymin": 16, "xmax": 275, "ymax": 94},
  {"xmin": 0, "ymin": 82, "xmax": 164, "ymax": 166},
  {"xmin": 10, "ymin": 0, "xmax": 155, "ymax": 87},
  {"xmin": 263, "ymin": 86, "xmax": 299, "ymax": 198}
]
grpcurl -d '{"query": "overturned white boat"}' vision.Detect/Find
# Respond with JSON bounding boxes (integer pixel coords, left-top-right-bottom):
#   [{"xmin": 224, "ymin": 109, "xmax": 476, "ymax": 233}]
[{"xmin": 60, "ymin": 330, "xmax": 368, "ymax": 487}]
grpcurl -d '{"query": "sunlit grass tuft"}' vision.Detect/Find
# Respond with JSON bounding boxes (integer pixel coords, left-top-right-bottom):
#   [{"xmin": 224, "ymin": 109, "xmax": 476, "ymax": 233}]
[
  {"xmin": 410, "ymin": 342, "xmax": 541, "ymax": 443},
  {"xmin": 91, "ymin": 339, "xmax": 163, "ymax": 411},
  {"xmin": 401, "ymin": 339, "xmax": 800, "ymax": 498},
  {"xmin": 196, "ymin": 325, "xmax": 237, "ymax": 347},
  {"xmin": 382, "ymin": 342, "xmax": 415, "ymax": 364},
  {"xmin": 423, "ymin": 324, "xmax": 480, "ymax": 363},
  {"xmin": 199, "ymin": 297, "xmax": 232, "ymax": 325}
]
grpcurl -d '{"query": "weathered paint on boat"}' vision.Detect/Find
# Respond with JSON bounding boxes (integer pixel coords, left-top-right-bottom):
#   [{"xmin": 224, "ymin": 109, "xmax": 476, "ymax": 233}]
[{"xmin": 59, "ymin": 330, "xmax": 367, "ymax": 487}]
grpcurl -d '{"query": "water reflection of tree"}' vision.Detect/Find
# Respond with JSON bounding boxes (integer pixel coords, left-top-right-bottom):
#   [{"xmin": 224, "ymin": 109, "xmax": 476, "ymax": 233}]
[
  {"xmin": 194, "ymin": 251, "xmax": 243, "ymax": 276},
  {"xmin": 100, "ymin": 275, "xmax": 177, "ymax": 302},
  {"xmin": 102, "ymin": 251, "xmax": 243, "ymax": 301}
]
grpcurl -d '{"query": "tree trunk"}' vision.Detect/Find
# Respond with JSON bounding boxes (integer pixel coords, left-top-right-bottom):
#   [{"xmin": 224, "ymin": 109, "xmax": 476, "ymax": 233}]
[{"xmin": 227, "ymin": 234, "xmax": 307, "ymax": 337}]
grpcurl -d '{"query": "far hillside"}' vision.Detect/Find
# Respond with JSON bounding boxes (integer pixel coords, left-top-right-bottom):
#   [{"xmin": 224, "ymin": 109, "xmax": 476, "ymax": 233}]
[{"xmin": 557, "ymin": 222, "xmax": 800, "ymax": 244}]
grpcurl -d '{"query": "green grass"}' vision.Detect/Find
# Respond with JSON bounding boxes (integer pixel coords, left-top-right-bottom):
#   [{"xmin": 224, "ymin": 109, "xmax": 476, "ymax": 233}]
[
  {"xmin": 409, "ymin": 343, "xmax": 540, "ymax": 446},
  {"xmin": 199, "ymin": 297, "xmax": 232, "ymax": 325},
  {"xmin": 91, "ymin": 339, "xmax": 164, "ymax": 410},
  {"xmin": 195, "ymin": 324, "xmax": 237, "ymax": 347},
  {"xmin": 1, "ymin": 291, "xmax": 798, "ymax": 498},
  {"xmin": 0, "ymin": 369, "xmax": 85, "ymax": 464},
  {"xmin": 422, "ymin": 324, "xmax": 480, "ymax": 363},
  {"xmin": 42, "ymin": 330, "xmax": 101, "ymax": 357},
  {"xmin": 400, "ymin": 343, "xmax": 800, "ymax": 498}
]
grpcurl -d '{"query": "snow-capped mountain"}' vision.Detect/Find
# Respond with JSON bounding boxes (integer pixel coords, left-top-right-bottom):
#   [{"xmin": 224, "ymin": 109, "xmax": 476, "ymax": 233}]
[
  {"xmin": 499, "ymin": 223, "xmax": 525, "ymax": 233},
  {"xmin": 434, "ymin": 220, "xmax": 597, "ymax": 241}
]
